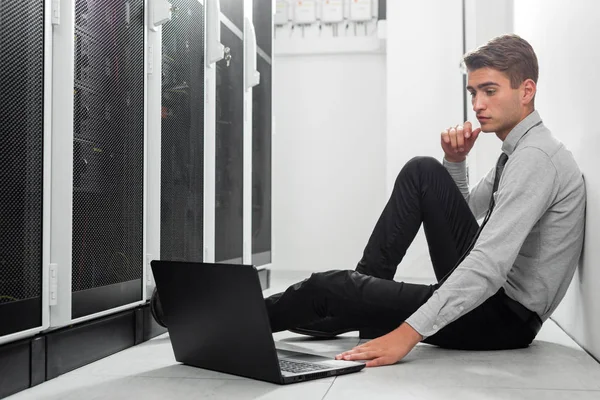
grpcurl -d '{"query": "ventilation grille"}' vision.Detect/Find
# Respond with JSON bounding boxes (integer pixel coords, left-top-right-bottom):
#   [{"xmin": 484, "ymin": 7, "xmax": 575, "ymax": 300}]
[
  {"xmin": 72, "ymin": 0, "xmax": 145, "ymax": 292},
  {"xmin": 160, "ymin": 0, "xmax": 205, "ymax": 262},
  {"xmin": 0, "ymin": 0, "xmax": 45, "ymax": 305}
]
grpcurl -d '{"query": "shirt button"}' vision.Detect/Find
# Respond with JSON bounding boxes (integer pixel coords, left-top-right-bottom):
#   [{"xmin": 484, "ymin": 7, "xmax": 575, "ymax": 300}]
[{"xmin": 433, "ymin": 324, "xmax": 438, "ymax": 330}]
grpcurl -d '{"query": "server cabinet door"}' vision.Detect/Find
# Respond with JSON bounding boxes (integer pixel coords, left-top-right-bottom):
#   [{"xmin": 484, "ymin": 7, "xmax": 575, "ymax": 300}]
[
  {"xmin": 251, "ymin": 55, "xmax": 272, "ymax": 267},
  {"xmin": 215, "ymin": 23, "xmax": 244, "ymax": 264},
  {"xmin": 0, "ymin": 0, "xmax": 46, "ymax": 338},
  {"xmin": 219, "ymin": 0, "xmax": 243, "ymax": 33},
  {"xmin": 71, "ymin": 0, "xmax": 145, "ymax": 319},
  {"xmin": 251, "ymin": 0, "xmax": 272, "ymax": 266},
  {"xmin": 253, "ymin": 0, "xmax": 271, "ymax": 58},
  {"xmin": 160, "ymin": 0, "xmax": 205, "ymax": 263}
]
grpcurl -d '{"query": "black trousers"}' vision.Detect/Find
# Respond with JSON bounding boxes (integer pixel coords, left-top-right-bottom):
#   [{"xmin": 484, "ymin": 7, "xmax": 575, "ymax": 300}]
[{"xmin": 266, "ymin": 156, "xmax": 539, "ymax": 350}]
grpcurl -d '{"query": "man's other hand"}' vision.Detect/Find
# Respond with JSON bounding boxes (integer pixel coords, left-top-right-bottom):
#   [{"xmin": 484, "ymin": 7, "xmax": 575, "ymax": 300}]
[
  {"xmin": 441, "ymin": 121, "xmax": 482, "ymax": 163},
  {"xmin": 334, "ymin": 322, "xmax": 423, "ymax": 368}
]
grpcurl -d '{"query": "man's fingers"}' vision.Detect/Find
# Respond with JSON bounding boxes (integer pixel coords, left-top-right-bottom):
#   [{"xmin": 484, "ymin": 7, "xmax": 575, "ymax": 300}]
[
  {"xmin": 343, "ymin": 351, "xmax": 377, "ymax": 361},
  {"xmin": 471, "ymin": 127, "xmax": 482, "ymax": 141},
  {"xmin": 335, "ymin": 351, "xmax": 353, "ymax": 359},
  {"xmin": 366, "ymin": 357, "xmax": 393, "ymax": 368},
  {"xmin": 441, "ymin": 129, "xmax": 450, "ymax": 144},
  {"xmin": 464, "ymin": 121, "xmax": 472, "ymax": 138},
  {"xmin": 336, "ymin": 346, "xmax": 367, "ymax": 360},
  {"xmin": 449, "ymin": 128, "xmax": 457, "ymax": 150},
  {"xmin": 456, "ymin": 126, "xmax": 465, "ymax": 151}
]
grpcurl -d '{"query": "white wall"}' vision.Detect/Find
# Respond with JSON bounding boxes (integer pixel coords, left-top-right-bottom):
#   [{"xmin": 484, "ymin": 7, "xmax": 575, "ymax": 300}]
[
  {"xmin": 514, "ymin": 0, "xmax": 600, "ymax": 361},
  {"xmin": 387, "ymin": 0, "xmax": 464, "ymax": 280},
  {"xmin": 272, "ymin": 54, "xmax": 387, "ymax": 272},
  {"xmin": 464, "ymin": 0, "xmax": 514, "ymax": 184},
  {"xmin": 272, "ymin": 0, "xmax": 477, "ymax": 281}
]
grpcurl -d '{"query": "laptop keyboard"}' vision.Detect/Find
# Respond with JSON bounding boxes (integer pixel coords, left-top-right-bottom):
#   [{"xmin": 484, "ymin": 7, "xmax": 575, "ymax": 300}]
[{"xmin": 279, "ymin": 359, "xmax": 330, "ymax": 373}]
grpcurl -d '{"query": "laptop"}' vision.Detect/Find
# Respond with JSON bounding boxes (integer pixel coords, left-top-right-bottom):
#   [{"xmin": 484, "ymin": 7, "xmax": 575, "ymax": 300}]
[{"xmin": 150, "ymin": 260, "xmax": 366, "ymax": 384}]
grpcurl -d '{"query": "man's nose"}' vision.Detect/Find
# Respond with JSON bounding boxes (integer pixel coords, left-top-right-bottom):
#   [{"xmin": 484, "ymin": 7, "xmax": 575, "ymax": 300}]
[{"xmin": 473, "ymin": 97, "xmax": 486, "ymax": 112}]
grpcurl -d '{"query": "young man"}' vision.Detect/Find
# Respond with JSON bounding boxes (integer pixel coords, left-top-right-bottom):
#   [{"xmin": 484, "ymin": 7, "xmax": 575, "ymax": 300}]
[{"xmin": 265, "ymin": 34, "xmax": 586, "ymax": 368}]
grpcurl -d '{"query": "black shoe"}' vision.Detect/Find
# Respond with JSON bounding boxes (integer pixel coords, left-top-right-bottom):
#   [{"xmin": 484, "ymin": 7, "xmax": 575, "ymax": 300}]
[
  {"xmin": 289, "ymin": 317, "xmax": 357, "ymax": 338},
  {"xmin": 149, "ymin": 287, "xmax": 167, "ymax": 328},
  {"xmin": 289, "ymin": 317, "xmax": 391, "ymax": 339}
]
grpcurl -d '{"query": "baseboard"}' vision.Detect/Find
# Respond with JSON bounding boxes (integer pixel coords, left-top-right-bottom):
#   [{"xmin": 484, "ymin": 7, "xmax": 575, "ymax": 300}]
[
  {"xmin": 46, "ymin": 310, "xmax": 136, "ymax": 379},
  {"xmin": 0, "ymin": 302, "xmax": 163, "ymax": 399},
  {"xmin": 0, "ymin": 339, "xmax": 31, "ymax": 399}
]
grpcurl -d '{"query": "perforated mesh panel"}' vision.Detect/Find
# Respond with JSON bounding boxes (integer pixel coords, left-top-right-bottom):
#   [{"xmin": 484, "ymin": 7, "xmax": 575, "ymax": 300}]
[
  {"xmin": 0, "ymin": 0, "xmax": 44, "ymax": 305},
  {"xmin": 160, "ymin": 0, "xmax": 204, "ymax": 262},
  {"xmin": 72, "ymin": 0, "xmax": 144, "ymax": 293},
  {"xmin": 215, "ymin": 27, "xmax": 243, "ymax": 263}
]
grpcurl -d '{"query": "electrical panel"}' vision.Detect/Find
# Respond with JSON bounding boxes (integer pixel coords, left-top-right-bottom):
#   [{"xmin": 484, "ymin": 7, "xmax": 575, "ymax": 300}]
[
  {"xmin": 275, "ymin": 0, "xmax": 290, "ymax": 25},
  {"xmin": 293, "ymin": 0, "xmax": 317, "ymax": 24},
  {"xmin": 274, "ymin": 0, "xmax": 381, "ymax": 43},
  {"xmin": 349, "ymin": 0, "xmax": 372, "ymax": 22},
  {"xmin": 321, "ymin": 0, "xmax": 344, "ymax": 23}
]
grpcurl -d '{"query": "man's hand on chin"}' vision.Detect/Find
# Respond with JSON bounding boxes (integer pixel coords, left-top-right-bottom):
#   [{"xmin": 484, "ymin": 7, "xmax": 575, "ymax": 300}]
[{"xmin": 335, "ymin": 322, "xmax": 423, "ymax": 368}]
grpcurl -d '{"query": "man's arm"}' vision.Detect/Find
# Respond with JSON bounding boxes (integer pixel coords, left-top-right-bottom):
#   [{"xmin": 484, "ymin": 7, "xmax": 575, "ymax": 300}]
[
  {"xmin": 337, "ymin": 147, "xmax": 558, "ymax": 367},
  {"xmin": 440, "ymin": 122, "xmax": 495, "ymax": 220},
  {"xmin": 443, "ymin": 157, "xmax": 494, "ymax": 220},
  {"xmin": 406, "ymin": 147, "xmax": 558, "ymax": 338}
]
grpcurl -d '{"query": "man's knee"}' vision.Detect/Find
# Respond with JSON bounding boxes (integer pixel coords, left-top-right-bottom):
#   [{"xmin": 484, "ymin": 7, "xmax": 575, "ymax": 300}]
[
  {"xmin": 303, "ymin": 270, "xmax": 358, "ymax": 299},
  {"xmin": 397, "ymin": 156, "xmax": 443, "ymax": 183},
  {"xmin": 306, "ymin": 270, "xmax": 347, "ymax": 289},
  {"xmin": 407, "ymin": 156, "xmax": 443, "ymax": 171}
]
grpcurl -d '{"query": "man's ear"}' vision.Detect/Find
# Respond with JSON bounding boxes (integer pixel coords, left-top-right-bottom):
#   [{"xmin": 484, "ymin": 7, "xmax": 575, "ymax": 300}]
[{"xmin": 521, "ymin": 79, "xmax": 537, "ymax": 106}]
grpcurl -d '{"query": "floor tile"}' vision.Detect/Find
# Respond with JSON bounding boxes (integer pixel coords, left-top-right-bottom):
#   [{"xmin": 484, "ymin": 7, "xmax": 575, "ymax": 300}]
[
  {"xmin": 7, "ymin": 271, "xmax": 600, "ymax": 400},
  {"xmin": 7, "ymin": 374, "xmax": 333, "ymax": 400},
  {"xmin": 325, "ymin": 384, "xmax": 600, "ymax": 400}
]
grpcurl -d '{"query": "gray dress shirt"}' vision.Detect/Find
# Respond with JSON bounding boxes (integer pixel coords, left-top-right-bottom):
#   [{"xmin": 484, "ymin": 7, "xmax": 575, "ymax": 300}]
[{"xmin": 405, "ymin": 110, "xmax": 586, "ymax": 338}]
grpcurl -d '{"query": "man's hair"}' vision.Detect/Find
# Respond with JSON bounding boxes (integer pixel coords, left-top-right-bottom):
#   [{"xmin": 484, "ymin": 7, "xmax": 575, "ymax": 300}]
[{"xmin": 463, "ymin": 34, "xmax": 539, "ymax": 89}]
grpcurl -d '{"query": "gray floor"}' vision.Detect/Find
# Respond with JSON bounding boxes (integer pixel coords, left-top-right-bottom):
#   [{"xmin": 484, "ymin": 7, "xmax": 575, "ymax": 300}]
[{"xmin": 8, "ymin": 270, "xmax": 600, "ymax": 400}]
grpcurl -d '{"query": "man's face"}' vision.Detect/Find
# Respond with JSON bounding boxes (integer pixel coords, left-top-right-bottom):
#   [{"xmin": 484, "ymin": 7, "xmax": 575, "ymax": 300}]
[{"xmin": 467, "ymin": 67, "xmax": 526, "ymax": 139}]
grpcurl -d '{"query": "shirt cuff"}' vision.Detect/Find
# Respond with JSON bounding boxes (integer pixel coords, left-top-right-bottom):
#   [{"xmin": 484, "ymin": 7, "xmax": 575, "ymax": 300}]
[
  {"xmin": 405, "ymin": 308, "xmax": 445, "ymax": 339},
  {"xmin": 443, "ymin": 157, "xmax": 467, "ymax": 175}
]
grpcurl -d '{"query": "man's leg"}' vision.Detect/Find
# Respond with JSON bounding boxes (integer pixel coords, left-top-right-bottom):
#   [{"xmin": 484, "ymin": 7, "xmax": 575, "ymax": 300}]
[
  {"xmin": 267, "ymin": 156, "xmax": 479, "ymax": 334},
  {"xmin": 267, "ymin": 269, "xmax": 536, "ymax": 350},
  {"xmin": 266, "ymin": 270, "xmax": 436, "ymax": 333},
  {"xmin": 355, "ymin": 156, "xmax": 479, "ymax": 281}
]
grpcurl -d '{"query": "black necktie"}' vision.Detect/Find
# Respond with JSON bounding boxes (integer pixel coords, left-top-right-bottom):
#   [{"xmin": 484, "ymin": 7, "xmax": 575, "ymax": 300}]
[
  {"xmin": 439, "ymin": 152, "xmax": 509, "ymax": 285},
  {"xmin": 489, "ymin": 152, "xmax": 509, "ymax": 212}
]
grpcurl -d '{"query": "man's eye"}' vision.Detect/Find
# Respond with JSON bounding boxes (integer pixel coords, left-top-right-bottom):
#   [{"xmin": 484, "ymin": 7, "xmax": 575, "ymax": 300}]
[
  {"xmin": 486, "ymin": 89, "xmax": 496, "ymax": 95},
  {"xmin": 469, "ymin": 92, "xmax": 475, "ymax": 97}
]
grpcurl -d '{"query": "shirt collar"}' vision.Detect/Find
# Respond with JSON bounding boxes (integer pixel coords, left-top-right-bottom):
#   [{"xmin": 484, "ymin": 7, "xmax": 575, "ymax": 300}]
[{"xmin": 501, "ymin": 110, "xmax": 542, "ymax": 156}]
